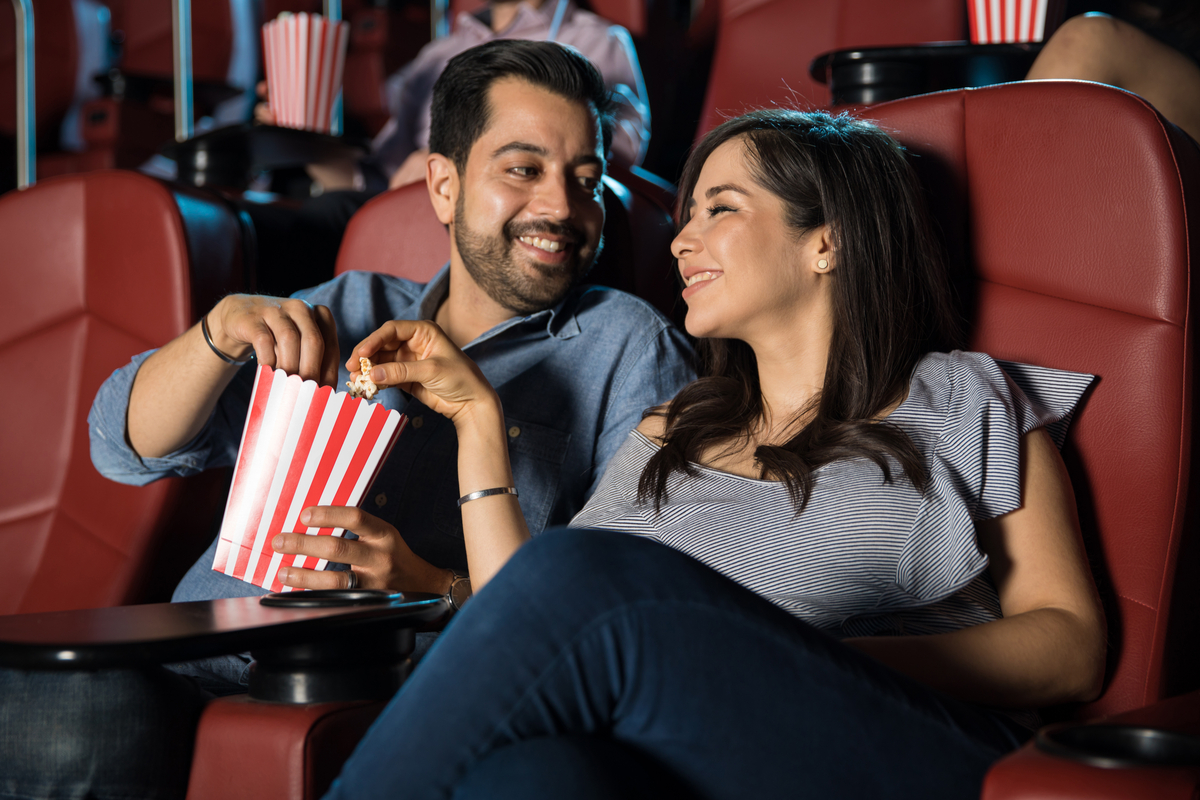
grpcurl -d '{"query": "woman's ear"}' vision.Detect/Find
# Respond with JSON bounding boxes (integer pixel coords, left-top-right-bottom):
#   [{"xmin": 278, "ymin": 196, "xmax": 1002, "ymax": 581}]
[
  {"xmin": 809, "ymin": 224, "xmax": 836, "ymax": 274},
  {"xmin": 426, "ymin": 153, "xmax": 458, "ymax": 227}
]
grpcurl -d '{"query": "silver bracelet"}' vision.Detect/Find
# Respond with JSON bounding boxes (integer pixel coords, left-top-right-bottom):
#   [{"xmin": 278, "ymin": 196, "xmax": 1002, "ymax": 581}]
[
  {"xmin": 456, "ymin": 487, "xmax": 518, "ymax": 507},
  {"xmin": 201, "ymin": 313, "xmax": 252, "ymax": 366}
]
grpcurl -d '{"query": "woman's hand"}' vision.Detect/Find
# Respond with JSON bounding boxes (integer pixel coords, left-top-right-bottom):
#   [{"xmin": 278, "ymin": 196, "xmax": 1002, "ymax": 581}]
[
  {"xmin": 349, "ymin": 319, "xmax": 530, "ymax": 593},
  {"xmin": 347, "ymin": 320, "xmax": 500, "ymax": 428}
]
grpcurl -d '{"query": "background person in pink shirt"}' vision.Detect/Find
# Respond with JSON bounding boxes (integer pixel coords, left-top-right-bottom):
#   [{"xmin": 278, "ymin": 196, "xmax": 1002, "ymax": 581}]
[{"xmin": 259, "ymin": 0, "xmax": 649, "ymax": 193}]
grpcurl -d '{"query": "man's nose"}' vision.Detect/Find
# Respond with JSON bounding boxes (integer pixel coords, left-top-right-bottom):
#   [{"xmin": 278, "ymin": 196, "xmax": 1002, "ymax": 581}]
[{"xmin": 531, "ymin": 173, "xmax": 573, "ymax": 220}]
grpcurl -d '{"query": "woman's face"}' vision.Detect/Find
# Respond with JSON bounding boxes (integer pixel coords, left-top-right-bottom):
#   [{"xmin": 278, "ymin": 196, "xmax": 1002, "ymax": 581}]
[{"xmin": 672, "ymin": 138, "xmax": 831, "ymax": 343}]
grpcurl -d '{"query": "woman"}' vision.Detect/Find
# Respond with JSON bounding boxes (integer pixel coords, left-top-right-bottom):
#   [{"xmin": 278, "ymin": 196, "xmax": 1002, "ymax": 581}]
[{"xmin": 326, "ymin": 110, "xmax": 1105, "ymax": 799}]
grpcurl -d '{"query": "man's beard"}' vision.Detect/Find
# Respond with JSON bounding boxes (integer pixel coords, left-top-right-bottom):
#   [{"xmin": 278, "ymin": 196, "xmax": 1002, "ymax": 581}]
[{"xmin": 453, "ymin": 191, "xmax": 603, "ymax": 316}]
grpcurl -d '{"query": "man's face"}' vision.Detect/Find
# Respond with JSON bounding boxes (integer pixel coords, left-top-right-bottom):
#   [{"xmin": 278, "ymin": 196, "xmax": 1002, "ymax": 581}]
[{"xmin": 451, "ymin": 77, "xmax": 606, "ymax": 315}]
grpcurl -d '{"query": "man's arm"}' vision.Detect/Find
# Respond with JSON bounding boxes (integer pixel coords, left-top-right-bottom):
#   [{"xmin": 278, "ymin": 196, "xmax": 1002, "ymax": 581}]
[
  {"xmin": 590, "ymin": 321, "xmax": 694, "ymax": 497},
  {"xmin": 127, "ymin": 295, "xmax": 339, "ymax": 459}
]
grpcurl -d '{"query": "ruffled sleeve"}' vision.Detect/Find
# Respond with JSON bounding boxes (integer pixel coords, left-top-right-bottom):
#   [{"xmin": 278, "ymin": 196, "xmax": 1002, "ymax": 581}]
[{"xmin": 894, "ymin": 352, "xmax": 1094, "ymax": 604}]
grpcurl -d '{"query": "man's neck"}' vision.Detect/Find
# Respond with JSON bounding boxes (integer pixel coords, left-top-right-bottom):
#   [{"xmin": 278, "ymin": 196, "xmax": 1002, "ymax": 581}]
[
  {"xmin": 489, "ymin": 0, "xmax": 551, "ymax": 33},
  {"xmin": 433, "ymin": 261, "xmax": 521, "ymax": 349}
]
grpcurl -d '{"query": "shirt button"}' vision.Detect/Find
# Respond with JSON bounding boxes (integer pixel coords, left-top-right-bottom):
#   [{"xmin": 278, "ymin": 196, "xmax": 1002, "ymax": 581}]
[
  {"xmin": 411, "ymin": 416, "xmax": 424, "ymax": 429},
  {"xmin": 374, "ymin": 493, "xmax": 387, "ymax": 508},
  {"xmin": 508, "ymin": 426, "xmax": 521, "ymax": 438}
]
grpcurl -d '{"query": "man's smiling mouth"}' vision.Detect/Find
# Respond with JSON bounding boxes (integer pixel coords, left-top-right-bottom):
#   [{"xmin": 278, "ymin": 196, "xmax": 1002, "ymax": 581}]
[{"xmin": 518, "ymin": 235, "xmax": 566, "ymax": 253}]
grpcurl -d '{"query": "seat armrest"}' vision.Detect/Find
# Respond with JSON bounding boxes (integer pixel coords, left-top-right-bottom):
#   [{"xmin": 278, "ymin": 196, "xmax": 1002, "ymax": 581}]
[{"xmin": 982, "ymin": 692, "xmax": 1200, "ymax": 800}]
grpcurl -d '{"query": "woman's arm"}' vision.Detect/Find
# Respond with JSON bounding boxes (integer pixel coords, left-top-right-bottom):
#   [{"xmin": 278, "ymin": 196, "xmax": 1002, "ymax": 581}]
[
  {"xmin": 845, "ymin": 428, "xmax": 1107, "ymax": 708},
  {"xmin": 351, "ymin": 320, "xmax": 531, "ymax": 592}
]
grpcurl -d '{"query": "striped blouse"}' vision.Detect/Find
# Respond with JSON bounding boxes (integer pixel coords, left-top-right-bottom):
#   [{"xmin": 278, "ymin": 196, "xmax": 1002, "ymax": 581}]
[{"xmin": 570, "ymin": 351, "xmax": 1094, "ymax": 640}]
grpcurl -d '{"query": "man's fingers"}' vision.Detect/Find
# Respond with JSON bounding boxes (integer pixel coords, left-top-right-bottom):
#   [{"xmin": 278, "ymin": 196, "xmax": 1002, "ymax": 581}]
[
  {"xmin": 276, "ymin": 565, "xmax": 356, "ymax": 591},
  {"xmin": 289, "ymin": 302, "xmax": 329, "ymax": 383},
  {"xmin": 317, "ymin": 305, "xmax": 341, "ymax": 387}
]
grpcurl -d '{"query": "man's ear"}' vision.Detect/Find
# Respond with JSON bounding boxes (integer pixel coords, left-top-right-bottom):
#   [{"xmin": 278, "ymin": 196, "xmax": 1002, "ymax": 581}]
[{"xmin": 427, "ymin": 153, "xmax": 458, "ymax": 226}]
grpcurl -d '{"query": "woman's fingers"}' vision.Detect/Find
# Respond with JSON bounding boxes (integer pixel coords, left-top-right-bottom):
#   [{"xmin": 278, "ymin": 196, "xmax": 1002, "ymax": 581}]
[{"xmin": 346, "ymin": 319, "xmax": 439, "ymax": 372}]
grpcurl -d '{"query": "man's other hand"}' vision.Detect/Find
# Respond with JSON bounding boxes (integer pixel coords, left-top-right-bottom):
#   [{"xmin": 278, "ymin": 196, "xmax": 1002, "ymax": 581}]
[
  {"xmin": 210, "ymin": 294, "xmax": 339, "ymax": 385},
  {"xmin": 272, "ymin": 506, "xmax": 455, "ymax": 594}
]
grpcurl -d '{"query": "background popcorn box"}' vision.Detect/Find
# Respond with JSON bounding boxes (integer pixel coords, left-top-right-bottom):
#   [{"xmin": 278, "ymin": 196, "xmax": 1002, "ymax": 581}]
[
  {"xmin": 262, "ymin": 12, "xmax": 349, "ymax": 133},
  {"xmin": 968, "ymin": 0, "xmax": 1066, "ymax": 44},
  {"xmin": 213, "ymin": 365, "xmax": 406, "ymax": 592}
]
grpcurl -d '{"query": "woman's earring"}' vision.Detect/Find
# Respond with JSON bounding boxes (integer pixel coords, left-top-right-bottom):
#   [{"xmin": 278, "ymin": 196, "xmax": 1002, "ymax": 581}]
[{"xmin": 817, "ymin": 259, "xmax": 829, "ymax": 270}]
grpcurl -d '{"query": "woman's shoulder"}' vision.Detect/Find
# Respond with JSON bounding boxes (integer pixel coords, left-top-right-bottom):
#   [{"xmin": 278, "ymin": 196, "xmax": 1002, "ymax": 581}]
[{"xmin": 634, "ymin": 408, "xmax": 668, "ymax": 444}]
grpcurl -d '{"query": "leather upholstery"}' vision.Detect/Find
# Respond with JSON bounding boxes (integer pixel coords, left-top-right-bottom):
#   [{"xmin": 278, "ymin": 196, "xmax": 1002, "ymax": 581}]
[
  {"xmin": 697, "ymin": 0, "xmax": 965, "ymax": 137},
  {"xmin": 187, "ymin": 696, "xmax": 389, "ymax": 800},
  {"xmin": 0, "ymin": 0, "xmax": 78, "ymax": 134},
  {"xmin": 0, "ymin": 171, "xmax": 246, "ymax": 612},
  {"xmin": 110, "ymin": 0, "xmax": 234, "ymax": 84},
  {"xmin": 333, "ymin": 168, "xmax": 678, "ymax": 317},
  {"xmin": 982, "ymin": 690, "xmax": 1200, "ymax": 798},
  {"xmin": 867, "ymin": 81, "xmax": 1200, "ymax": 721}
]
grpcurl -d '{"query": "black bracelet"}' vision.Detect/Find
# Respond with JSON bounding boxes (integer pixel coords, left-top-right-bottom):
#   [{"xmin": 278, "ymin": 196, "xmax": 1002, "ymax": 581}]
[
  {"xmin": 456, "ymin": 487, "xmax": 519, "ymax": 507},
  {"xmin": 201, "ymin": 313, "xmax": 252, "ymax": 366}
]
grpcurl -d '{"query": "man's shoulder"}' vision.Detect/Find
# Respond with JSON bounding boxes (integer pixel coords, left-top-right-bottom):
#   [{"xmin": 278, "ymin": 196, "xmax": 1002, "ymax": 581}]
[
  {"xmin": 294, "ymin": 270, "xmax": 427, "ymax": 320},
  {"xmin": 568, "ymin": 284, "xmax": 671, "ymax": 329}
]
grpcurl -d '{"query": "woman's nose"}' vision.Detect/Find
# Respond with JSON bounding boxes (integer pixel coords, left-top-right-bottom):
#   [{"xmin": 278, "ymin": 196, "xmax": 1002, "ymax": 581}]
[{"xmin": 671, "ymin": 218, "xmax": 700, "ymax": 259}]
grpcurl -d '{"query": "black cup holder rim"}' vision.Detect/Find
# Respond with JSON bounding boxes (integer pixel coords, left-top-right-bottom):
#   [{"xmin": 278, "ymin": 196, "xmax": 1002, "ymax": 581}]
[
  {"xmin": 1035, "ymin": 723, "xmax": 1200, "ymax": 769},
  {"xmin": 260, "ymin": 588, "xmax": 405, "ymax": 608}
]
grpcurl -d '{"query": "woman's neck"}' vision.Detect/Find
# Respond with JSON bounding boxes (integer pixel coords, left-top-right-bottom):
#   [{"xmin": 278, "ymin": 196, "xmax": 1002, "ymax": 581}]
[{"xmin": 746, "ymin": 314, "xmax": 833, "ymax": 442}]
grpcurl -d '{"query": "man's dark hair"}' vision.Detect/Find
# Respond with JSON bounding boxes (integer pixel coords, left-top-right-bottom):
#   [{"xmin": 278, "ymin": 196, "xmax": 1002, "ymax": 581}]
[{"xmin": 429, "ymin": 39, "xmax": 617, "ymax": 172}]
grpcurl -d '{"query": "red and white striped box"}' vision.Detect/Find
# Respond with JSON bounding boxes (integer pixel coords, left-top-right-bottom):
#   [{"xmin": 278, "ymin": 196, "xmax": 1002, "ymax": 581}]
[
  {"xmin": 262, "ymin": 12, "xmax": 349, "ymax": 133},
  {"xmin": 968, "ymin": 0, "xmax": 1065, "ymax": 44},
  {"xmin": 212, "ymin": 365, "xmax": 407, "ymax": 592}
]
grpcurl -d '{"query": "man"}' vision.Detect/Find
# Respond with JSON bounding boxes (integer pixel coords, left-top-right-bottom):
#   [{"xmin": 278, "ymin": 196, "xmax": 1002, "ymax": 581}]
[
  {"xmin": 250, "ymin": 0, "xmax": 650, "ymax": 295},
  {"xmin": 0, "ymin": 41, "xmax": 691, "ymax": 799}
]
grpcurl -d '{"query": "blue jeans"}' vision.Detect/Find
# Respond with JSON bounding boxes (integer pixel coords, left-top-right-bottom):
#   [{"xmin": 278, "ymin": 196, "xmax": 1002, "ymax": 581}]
[
  {"xmin": 325, "ymin": 528, "xmax": 1028, "ymax": 800},
  {"xmin": 0, "ymin": 668, "xmax": 210, "ymax": 800}
]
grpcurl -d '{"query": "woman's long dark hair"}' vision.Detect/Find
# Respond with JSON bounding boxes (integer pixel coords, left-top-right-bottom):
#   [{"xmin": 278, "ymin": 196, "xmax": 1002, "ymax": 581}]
[{"xmin": 639, "ymin": 110, "xmax": 962, "ymax": 514}]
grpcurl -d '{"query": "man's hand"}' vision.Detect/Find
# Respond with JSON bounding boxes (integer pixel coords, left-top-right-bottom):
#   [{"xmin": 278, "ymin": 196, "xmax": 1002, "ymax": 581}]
[
  {"xmin": 254, "ymin": 80, "xmax": 276, "ymax": 125},
  {"xmin": 273, "ymin": 506, "xmax": 454, "ymax": 594},
  {"xmin": 211, "ymin": 294, "xmax": 340, "ymax": 386}
]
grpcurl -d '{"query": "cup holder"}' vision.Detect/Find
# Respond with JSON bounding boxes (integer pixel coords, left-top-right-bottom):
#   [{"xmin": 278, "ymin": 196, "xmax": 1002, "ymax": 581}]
[
  {"xmin": 1036, "ymin": 723, "xmax": 1200, "ymax": 768},
  {"xmin": 259, "ymin": 589, "xmax": 403, "ymax": 608}
]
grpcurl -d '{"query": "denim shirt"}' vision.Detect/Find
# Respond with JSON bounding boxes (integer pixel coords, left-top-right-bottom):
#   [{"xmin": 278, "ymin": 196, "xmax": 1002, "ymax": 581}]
[{"xmin": 88, "ymin": 267, "xmax": 695, "ymax": 603}]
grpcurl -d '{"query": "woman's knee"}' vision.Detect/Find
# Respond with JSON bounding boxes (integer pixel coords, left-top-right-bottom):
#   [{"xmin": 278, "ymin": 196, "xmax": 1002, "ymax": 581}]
[{"xmin": 1030, "ymin": 14, "xmax": 1146, "ymax": 82}]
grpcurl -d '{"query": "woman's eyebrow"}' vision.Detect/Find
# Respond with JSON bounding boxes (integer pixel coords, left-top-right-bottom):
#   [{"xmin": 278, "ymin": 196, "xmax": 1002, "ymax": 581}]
[{"xmin": 705, "ymin": 183, "xmax": 750, "ymax": 199}]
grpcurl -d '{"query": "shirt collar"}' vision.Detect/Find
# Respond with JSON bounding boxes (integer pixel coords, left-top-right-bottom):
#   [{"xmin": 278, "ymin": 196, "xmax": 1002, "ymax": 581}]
[{"xmin": 417, "ymin": 263, "xmax": 583, "ymax": 348}]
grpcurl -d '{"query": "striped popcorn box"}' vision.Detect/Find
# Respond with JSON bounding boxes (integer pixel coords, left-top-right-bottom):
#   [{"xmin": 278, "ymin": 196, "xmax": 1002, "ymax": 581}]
[
  {"xmin": 968, "ymin": 0, "xmax": 1065, "ymax": 44},
  {"xmin": 212, "ymin": 365, "xmax": 407, "ymax": 592},
  {"xmin": 262, "ymin": 12, "xmax": 349, "ymax": 133}
]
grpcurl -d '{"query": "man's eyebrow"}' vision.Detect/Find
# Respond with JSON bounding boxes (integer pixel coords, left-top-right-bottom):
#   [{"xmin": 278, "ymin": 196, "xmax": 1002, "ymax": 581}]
[
  {"xmin": 492, "ymin": 142, "xmax": 549, "ymax": 159},
  {"xmin": 491, "ymin": 142, "xmax": 605, "ymax": 170},
  {"xmin": 705, "ymin": 183, "xmax": 750, "ymax": 199}
]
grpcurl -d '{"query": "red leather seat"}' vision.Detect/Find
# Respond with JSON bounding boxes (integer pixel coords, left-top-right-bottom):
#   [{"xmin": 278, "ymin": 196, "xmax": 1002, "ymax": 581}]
[
  {"xmin": 865, "ymin": 80, "xmax": 1200, "ymax": 795},
  {"xmin": 0, "ymin": 170, "xmax": 248, "ymax": 612},
  {"xmin": 697, "ymin": 0, "xmax": 966, "ymax": 137}
]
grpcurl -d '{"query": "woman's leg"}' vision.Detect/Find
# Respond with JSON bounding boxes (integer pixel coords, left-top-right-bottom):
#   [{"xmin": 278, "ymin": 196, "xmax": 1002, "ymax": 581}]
[
  {"xmin": 325, "ymin": 529, "xmax": 1026, "ymax": 800},
  {"xmin": 1028, "ymin": 13, "xmax": 1200, "ymax": 141}
]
